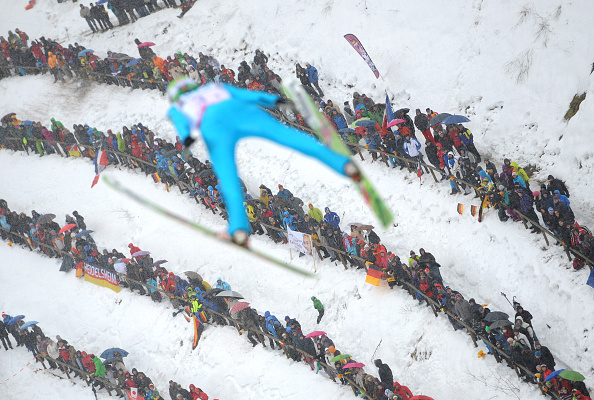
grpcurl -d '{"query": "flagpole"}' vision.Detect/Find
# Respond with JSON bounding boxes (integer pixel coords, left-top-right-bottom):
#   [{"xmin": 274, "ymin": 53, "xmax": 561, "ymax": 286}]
[{"xmin": 313, "ymin": 248, "xmax": 317, "ymax": 273}]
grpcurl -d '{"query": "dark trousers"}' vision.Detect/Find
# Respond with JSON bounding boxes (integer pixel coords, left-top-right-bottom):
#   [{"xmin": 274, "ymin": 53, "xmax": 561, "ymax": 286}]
[
  {"xmin": 317, "ymin": 309, "xmax": 324, "ymax": 324},
  {"xmin": 0, "ymin": 336, "xmax": 12, "ymax": 350},
  {"xmin": 312, "ymin": 81, "xmax": 324, "ymax": 96},
  {"xmin": 85, "ymin": 17, "xmax": 98, "ymax": 32}
]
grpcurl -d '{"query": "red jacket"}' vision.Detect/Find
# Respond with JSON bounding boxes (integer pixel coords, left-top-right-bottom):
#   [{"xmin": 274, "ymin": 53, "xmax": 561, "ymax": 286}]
[{"xmin": 81, "ymin": 355, "xmax": 95, "ymax": 372}]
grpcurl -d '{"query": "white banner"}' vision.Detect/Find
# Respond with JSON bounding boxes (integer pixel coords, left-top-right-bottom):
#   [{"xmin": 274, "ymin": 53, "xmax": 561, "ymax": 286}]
[{"xmin": 287, "ymin": 228, "xmax": 313, "ymax": 256}]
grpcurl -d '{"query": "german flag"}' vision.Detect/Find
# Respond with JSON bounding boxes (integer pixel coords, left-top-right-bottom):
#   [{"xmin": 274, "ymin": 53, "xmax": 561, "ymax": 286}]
[
  {"xmin": 457, "ymin": 203, "xmax": 464, "ymax": 215},
  {"xmin": 365, "ymin": 264, "xmax": 383, "ymax": 286},
  {"xmin": 152, "ymin": 172, "xmax": 161, "ymax": 183},
  {"xmin": 471, "ymin": 205, "xmax": 478, "ymax": 217},
  {"xmin": 192, "ymin": 314, "xmax": 201, "ymax": 350}
]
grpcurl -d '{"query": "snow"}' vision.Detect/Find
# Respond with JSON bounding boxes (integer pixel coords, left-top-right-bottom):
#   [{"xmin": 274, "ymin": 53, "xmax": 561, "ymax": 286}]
[{"xmin": 1, "ymin": 0, "xmax": 593, "ymax": 399}]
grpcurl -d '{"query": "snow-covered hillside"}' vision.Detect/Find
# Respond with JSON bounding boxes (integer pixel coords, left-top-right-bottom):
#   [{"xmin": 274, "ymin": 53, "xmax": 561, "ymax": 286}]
[{"xmin": 1, "ymin": 0, "xmax": 593, "ymax": 399}]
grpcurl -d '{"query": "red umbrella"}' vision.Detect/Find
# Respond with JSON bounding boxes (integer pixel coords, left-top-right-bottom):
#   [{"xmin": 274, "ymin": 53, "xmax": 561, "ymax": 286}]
[
  {"xmin": 58, "ymin": 223, "xmax": 77, "ymax": 234},
  {"xmin": 230, "ymin": 302, "xmax": 250, "ymax": 312},
  {"xmin": 409, "ymin": 396, "xmax": 435, "ymax": 400},
  {"xmin": 304, "ymin": 331, "xmax": 326, "ymax": 338},
  {"xmin": 343, "ymin": 362, "xmax": 365, "ymax": 369},
  {"xmin": 137, "ymin": 42, "xmax": 155, "ymax": 48},
  {"xmin": 387, "ymin": 118, "xmax": 406, "ymax": 128},
  {"xmin": 119, "ymin": 258, "xmax": 132, "ymax": 263}
]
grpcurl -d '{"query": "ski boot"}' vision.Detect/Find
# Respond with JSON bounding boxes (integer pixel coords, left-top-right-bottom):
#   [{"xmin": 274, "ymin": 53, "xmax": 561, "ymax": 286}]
[
  {"xmin": 231, "ymin": 229, "xmax": 249, "ymax": 247},
  {"xmin": 344, "ymin": 162, "xmax": 361, "ymax": 182}
]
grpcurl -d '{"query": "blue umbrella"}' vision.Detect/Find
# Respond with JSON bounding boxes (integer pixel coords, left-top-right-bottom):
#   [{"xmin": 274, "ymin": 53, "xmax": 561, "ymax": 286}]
[
  {"xmin": 100, "ymin": 347, "xmax": 129, "ymax": 359},
  {"xmin": 429, "ymin": 113, "xmax": 451, "ymax": 126},
  {"xmin": 126, "ymin": 58, "xmax": 141, "ymax": 67},
  {"xmin": 7, "ymin": 315, "xmax": 25, "ymax": 326},
  {"xmin": 97, "ymin": 0, "xmax": 108, "ymax": 4},
  {"xmin": 75, "ymin": 230, "xmax": 94, "ymax": 238},
  {"xmin": 20, "ymin": 321, "xmax": 39, "ymax": 330},
  {"xmin": 442, "ymin": 114, "xmax": 470, "ymax": 125},
  {"xmin": 354, "ymin": 120, "xmax": 377, "ymax": 128},
  {"xmin": 77, "ymin": 49, "xmax": 94, "ymax": 57},
  {"xmin": 355, "ymin": 104, "xmax": 367, "ymax": 111},
  {"xmin": 338, "ymin": 128, "xmax": 356, "ymax": 133},
  {"xmin": 543, "ymin": 369, "xmax": 565, "ymax": 382}
]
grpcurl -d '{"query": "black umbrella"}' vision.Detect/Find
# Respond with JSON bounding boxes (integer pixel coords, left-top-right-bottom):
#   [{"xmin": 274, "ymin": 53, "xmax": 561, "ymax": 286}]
[
  {"xmin": 184, "ymin": 271, "xmax": 203, "ymax": 281},
  {"xmin": 216, "ymin": 291, "xmax": 244, "ymax": 299},
  {"xmin": 37, "ymin": 214, "xmax": 56, "ymax": 225},
  {"xmin": 489, "ymin": 319, "xmax": 513, "ymax": 329},
  {"xmin": 206, "ymin": 288, "xmax": 223, "ymax": 296},
  {"xmin": 484, "ymin": 311, "xmax": 509, "ymax": 322},
  {"xmin": 394, "ymin": 108, "xmax": 410, "ymax": 115},
  {"xmin": 429, "ymin": 113, "xmax": 452, "ymax": 126}
]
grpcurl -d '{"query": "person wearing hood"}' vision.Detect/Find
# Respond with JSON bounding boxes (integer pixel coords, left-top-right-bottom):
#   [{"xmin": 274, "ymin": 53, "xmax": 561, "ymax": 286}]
[
  {"xmin": 311, "ymin": 296, "xmax": 324, "ymax": 324},
  {"xmin": 215, "ymin": 277, "xmax": 231, "ymax": 291},
  {"xmin": 307, "ymin": 203, "xmax": 323, "ymax": 223},
  {"xmin": 546, "ymin": 175, "xmax": 569, "ymax": 197},
  {"xmin": 323, "ymin": 207, "xmax": 340, "ymax": 228},
  {"xmin": 374, "ymin": 359, "xmax": 394, "ymax": 388},
  {"xmin": 282, "ymin": 211, "xmax": 297, "ymax": 230},
  {"xmin": 414, "ymin": 109, "xmax": 434, "ymax": 144}
]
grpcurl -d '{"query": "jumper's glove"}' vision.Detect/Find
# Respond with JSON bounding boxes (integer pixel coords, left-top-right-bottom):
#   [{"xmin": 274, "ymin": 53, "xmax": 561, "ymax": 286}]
[{"xmin": 183, "ymin": 137, "xmax": 195, "ymax": 147}]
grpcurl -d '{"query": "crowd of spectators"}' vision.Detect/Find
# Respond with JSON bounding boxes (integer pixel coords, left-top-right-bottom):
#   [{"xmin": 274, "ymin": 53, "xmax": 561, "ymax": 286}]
[
  {"xmin": 1, "ymin": 311, "xmax": 214, "ymax": 399},
  {"xmin": 1, "ymin": 28, "xmax": 590, "ymax": 272}
]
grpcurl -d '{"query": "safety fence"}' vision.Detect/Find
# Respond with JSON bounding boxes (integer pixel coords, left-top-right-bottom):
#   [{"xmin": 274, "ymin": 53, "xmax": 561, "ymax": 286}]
[
  {"xmin": 0, "ymin": 226, "xmax": 384, "ymax": 399},
  {"xmin": 0, "ymin": 219, "xmax": 570, "ymax": 399},
  {"xmin": 2, "ymin": 64, "xmax": 593, "ymax": 269}
]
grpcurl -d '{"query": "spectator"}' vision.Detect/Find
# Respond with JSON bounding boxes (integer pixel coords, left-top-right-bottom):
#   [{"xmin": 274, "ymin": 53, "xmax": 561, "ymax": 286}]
[{"xmin": 304, "ymin": 62, "xmax": 324, "ymax": 97}]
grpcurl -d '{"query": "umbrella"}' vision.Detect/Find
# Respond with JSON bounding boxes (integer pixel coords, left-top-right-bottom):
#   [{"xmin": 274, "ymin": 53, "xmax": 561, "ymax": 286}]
[
  {"xmin": 484, "ymin": 311, "xmax": 509, "ymax": 322},
  {"xmin": 355, "ymin": 119, "xmax": 377, "ymax": 128},
  {"xmin": 1, "ymin": 112, "xmax": 16, "ymax": 123},
  {"xmin": 126, "ymin": 58, "xmax": 141, "ymax": 67},
  {"xmin": 543, "ymin": 369, "xmax": 565, "ymax": 383},
  {"xmin": 329, "ymin": 354, "xmax": 351, "ymax": 363},
  {"xmin": 230, "ymin": 302, "xmax": 250, "ymax": 312},
  {"xmin": 97, "ymin": 0, "xmax": 108, "ymax": 4},
  {"xmin": 355, "ymin": 104, "xmax": 367, "ymax": 111},
  {"xmin": 152, "ymin": 260, "xmax": 168, "ymax": 267},
  {"xmin": 216, "ymin": 291, "xmax": 244, "ymax": 299},
  {"xmin": 100, "ymin": 347, "xmax": 129, "ymax": 359},
  {"xmin": 184, "ymin": 271, "xmax": 202, "ymax": 281},
  {"xmin": 132, "ymin": 250, "xmax": 150, "ymax": 257},
  {"xmin": 386, "ymin": 118, "xmax": 406, "ymax": 128},
  {"xmin": 305, "ymin": 331, "xmax": 326, "ymax": 338},
  {"xmin": 137, "ymin": 42, "xmax": 156, "ymax": 48},
  {"xmin": 114, "ymin": 263, "xmax": 127, "ymax": 274},
  {"xmin": 118, "ymin": 258, "xmax": 131, "ymax": 263},
  {"xmin": 74, "ymin": 229, "xmax": 94, "ymax": 238},
  {"xmin": 395, "ymin": 108, "xmax": 410, "ymax": 115},
  {"xmin": 488, "ymin": 320, "xmax": 512, "ymax": 329},
  {"xmin": 23, "ymin": 120, "xmax": 33, "ymax": 126},
  {"xmin": 206, "ymin": 288, "xmax": 223, "ymax": 296},
  {"xmin": 7, "ymin": 315, "xmax": 24, "ymax": 326},
  {"xmin": 338, "ymin": 128, "xmax": 356, "ymax": 134},
  {"xmin": 409, "ymin": 396, "xmax": 435, "ymax": 400},
  {"xmin": 343, "ymin": 362, "xmax": 365, "ymax": 369},
  {"xmin": 20, "ymin": 321, "xmax": 39, "ymax": 330},
  {"xmin": 78, "ymin": 49, "xmax": 94, "ymax": 57},
  {"xmin": 442, "ymin": 114, "xmax": 470, "ymax": 125},
  {"xmin": 37, "ymin": 214, "xmax": 56, "ymax": 225},
  {"xmin": 58, "ymin": 223, "xmax": 77, "ymax": 234},
  {"xmin": 429, "ymin": 113, "xmax": 451, "ymax": 126},
  {"xmin": 558, "ymin": 370, "xmax": 585, "ymax": 381}
]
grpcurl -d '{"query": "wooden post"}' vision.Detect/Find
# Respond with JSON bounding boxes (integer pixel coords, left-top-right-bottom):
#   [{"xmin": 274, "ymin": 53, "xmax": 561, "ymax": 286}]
[
  {"xmin": 563, "ymin": 245, "xmax": 572, "ymax": 261},
  {"xmin": 540, "ymin": 228, "xmax": 550, "ymax": 246},
  {"xmin": 428, "ymin": 166, "xmax": 438, "ymax": 183}
]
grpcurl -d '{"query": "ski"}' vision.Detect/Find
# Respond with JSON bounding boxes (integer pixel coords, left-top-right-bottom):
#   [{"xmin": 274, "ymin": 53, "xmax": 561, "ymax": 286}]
[
  {"xmin": 102, "ymin": 176, "xmax": 315, "ymax": 277},
  {"xmin": 281, "ymin": 79, "xmax": 394, "ymax": 228}
]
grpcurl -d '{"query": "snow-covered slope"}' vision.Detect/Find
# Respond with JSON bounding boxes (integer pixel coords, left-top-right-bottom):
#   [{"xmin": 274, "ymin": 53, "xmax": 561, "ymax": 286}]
[{"xmin": 1, "ymin": 0, "xmax": 593, "ymax": 398}]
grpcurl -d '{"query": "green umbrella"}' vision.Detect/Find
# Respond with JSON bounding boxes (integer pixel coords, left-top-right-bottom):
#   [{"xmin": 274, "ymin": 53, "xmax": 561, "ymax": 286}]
[
  {"xmin": 558, "ymin": 370, "xmax": 585, "ymax": 381},
  {"xmin": 329, "ymin": 354, "xmax": 351, "ymax": 363}
]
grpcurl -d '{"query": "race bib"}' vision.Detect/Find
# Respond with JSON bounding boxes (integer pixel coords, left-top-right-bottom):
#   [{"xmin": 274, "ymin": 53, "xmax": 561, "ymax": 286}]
[{"xmin": 182, "ymin": 84, "xmax": 231, "ymax": 128}]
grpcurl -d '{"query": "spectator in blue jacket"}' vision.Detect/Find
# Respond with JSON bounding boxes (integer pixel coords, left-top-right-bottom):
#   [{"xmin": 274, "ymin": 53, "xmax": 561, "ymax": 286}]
[
  {"xmin": 553, "ymin": 190, "xmax": 570, "ymax": 208},
  {"xmin": 277, "ymin": 184, "xmax": 293, "ymax": 203},
  {"xmin": 305, "ymin": 62, "xmax": 324, "ymax": 97},
  {"xmin": 512, "ymin": 171, "xmax": 526, "ymax": 188},
  {"xmin": 216, "ymin": 277, "xmax": 231, "ymax": 291},
  {"xmin": 331, "ymin": 109, "xmax": 347, "ymax": 130},
  {"xmin": 324, "ymin": 207, "xmax": 340, "ymax": 228},
  {"xmin": 282, "ymin": 211, "xmax": 296, "ymax": 230},
  {"xmin": 264, "ymin": 311, "xmax": 281, "ymax": 339}
]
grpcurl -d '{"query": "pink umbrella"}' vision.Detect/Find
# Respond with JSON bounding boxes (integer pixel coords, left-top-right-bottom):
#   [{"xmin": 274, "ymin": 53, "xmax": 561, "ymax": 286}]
[
  {"xmin": 304, "ymin": 331, "xmax": 326, "ymax": 338},
  {"xmin": 387, "ymin": 119, "xmax": 406, "ymax": 128},
  {"xmin": 409, "ymin": 396, "xmax": 435, "ymax": 400},
  {"xmin": 137, "ymin": 42, "xmax": 155, "ymax": 48},
  {"xmin": 343, "ymin": 362, "xmax": 365, "ymax": 369},
  {"xmin": 119, "ymin": 258, "xmax": 132, "ymax": 263},
  {"xmin": 58, "ymin": 223, "xmax": 77, "ymax": 234},
  {"xmin": 230, "ymin": 302, "xmax": 250, "ymax": 312},
  {"xmin": 132, "ymin": 250, "xmax": 150, "ymax": 257}
]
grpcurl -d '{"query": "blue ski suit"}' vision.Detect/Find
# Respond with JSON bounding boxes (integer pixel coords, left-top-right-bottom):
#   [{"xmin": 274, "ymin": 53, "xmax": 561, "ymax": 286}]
[{"xmin": 168, "ymin": 83, "xmax": 351, "ymax": 235}]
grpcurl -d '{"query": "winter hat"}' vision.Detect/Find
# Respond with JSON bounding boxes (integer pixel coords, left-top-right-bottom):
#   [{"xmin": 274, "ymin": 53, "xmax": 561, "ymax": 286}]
[
  {"xmin": 554, "ymin": 190, "xmax": 560, "ymax": 195},
  {"xmin": 311, "ymin": 296, "xmax": 316, "ymax": 300},
  {"xmin": 1, "ymin": 312, "xmax": 6, "ymax": 318},
  {"xmin": 328, "ymin": 345, "xmax": 336, "ymax": 353},
  {"xmin": 286, "ymin": 327, "xmax": 291, "ymax": 333},
  {"xmin": 285, "ymin": 316, "xmax": 290, "ymax": 321},
  {"xmin": 284, "ymin": 211, "xmax": 289, "ymax": 216},
  {"xmin": 547, "ymin": 175, "xmax": 554, "ymax": 180},
  {"xmin": 548, "ymin": 207, "xmax": 554, "ymax": 212},
  {"xmin": 533, "ymin": 191, "xmax": 540, "ymax": 197},
  {"xmin": 410, "ymin": 250, "xmax": 415, "ymax": 255},
  {"xmin": 535, "ymin": 351, "xmax": 542, "ymax": 357}
]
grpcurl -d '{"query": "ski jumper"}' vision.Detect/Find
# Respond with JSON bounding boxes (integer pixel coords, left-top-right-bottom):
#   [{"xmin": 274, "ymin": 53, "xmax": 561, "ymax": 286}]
[{"xmin": 168, "ymin": 83, "xmax": 351, "ymax": 235}]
